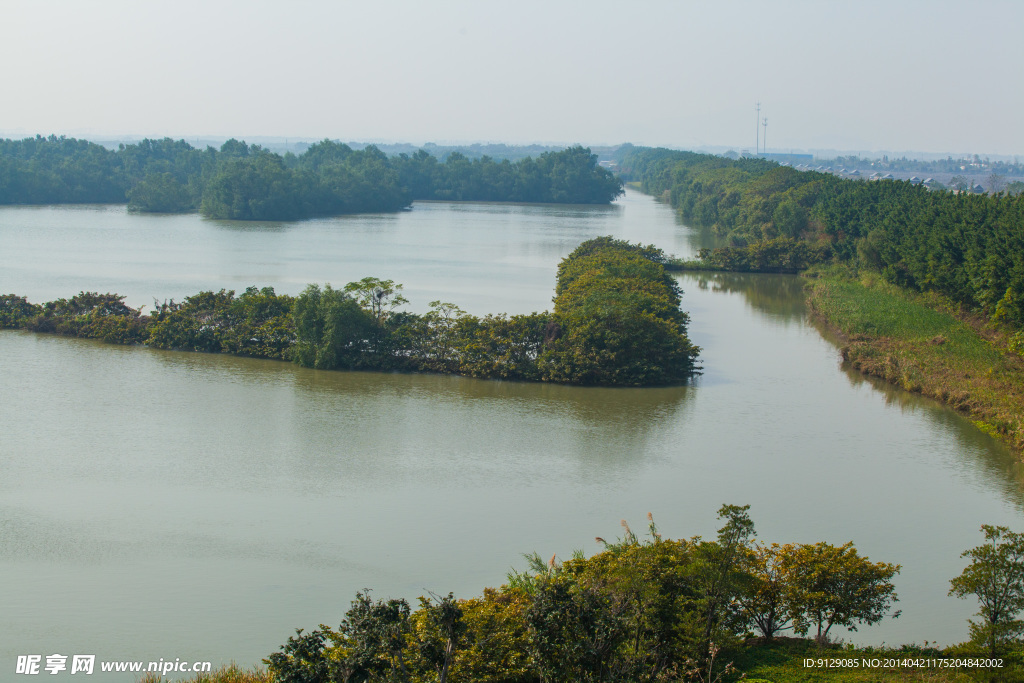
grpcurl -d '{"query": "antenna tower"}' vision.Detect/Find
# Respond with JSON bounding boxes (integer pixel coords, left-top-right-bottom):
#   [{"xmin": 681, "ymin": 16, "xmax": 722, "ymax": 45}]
[
  {"xmin": 755, "ymin": 102, "xmax": 761, "ymax": 155},
  {"xmin": 762, "ymin": 117, "xmax": 768, "ymax": 155}
]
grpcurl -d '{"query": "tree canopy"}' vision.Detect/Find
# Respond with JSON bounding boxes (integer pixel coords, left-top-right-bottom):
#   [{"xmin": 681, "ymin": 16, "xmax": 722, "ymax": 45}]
[
  {"xmin": 2, "ymin": 239, "xmax": 698, "ymax": 387},
  {"xmin": 266, "ymin": 506, "xmax": 902, "ymax": 683},
  {"xmin": 619, "ymin": 146, "xmax": 1024, "ymax": 330},
  {"xmin": 0, "ymin": 136, "xmax": 623, "ymax": 219}
]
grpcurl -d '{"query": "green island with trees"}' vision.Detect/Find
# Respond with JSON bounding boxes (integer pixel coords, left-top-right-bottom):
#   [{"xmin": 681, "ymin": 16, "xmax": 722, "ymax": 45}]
[
  {"xmin": 0, "ymin": 136, "xmax": 623, "ymax": 219},
  {"xmin": 615, "ymin": 146, "xmax": 1024, "ymax": 456},
  {"xmin": 128, "ymin": 508, "xmax": 1024, "ymax": 683},
  {"xmin": 0, "ymin": 237, "xmax": 699, "ymax": 387}
]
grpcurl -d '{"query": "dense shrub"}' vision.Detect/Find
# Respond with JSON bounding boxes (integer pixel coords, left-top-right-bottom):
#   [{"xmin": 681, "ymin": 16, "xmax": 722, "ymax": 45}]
[{"xmin": 541, "ymin": 237, "xmax": 700, "ymax": 385}]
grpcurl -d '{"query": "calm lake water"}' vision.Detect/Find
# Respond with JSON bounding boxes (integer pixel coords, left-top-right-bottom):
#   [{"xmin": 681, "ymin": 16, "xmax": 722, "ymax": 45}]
[{"xmin": 1, "ymin": 189, "xmax": 1022, "ymax": 678}]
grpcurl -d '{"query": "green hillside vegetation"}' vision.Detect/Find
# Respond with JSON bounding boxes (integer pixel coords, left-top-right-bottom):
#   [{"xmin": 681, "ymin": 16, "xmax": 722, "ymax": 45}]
[
  {"xmin": 617, "ymin": 146, "xmax": 1024, "ymax": 331},
  {"xmin": 0, "ymin": 238, "xmax": 698, "ymax": 386},
  {"xmin": 0, "ymin": 136, "xmax": 623, "ymax": 219}
]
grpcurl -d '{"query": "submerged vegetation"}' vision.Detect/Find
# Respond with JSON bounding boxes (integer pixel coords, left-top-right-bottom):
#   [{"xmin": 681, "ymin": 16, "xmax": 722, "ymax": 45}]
[
  {"xmin": 0, "ymin": 238, "xmax": 698, "ymax": 386},
  {"xmin": 0, "ymin": 136, "xmax": 622, "ymax": 219}
]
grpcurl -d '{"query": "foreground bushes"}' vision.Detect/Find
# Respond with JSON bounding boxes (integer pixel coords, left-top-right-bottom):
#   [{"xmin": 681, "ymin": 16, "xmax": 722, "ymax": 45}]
[
  {"xmin": 265, "ymin": 506, "xmax": 902, "ymax": 683},
  {"xmin": 0, "ymin": 239, "xmax": 699, "ymax": 386}
]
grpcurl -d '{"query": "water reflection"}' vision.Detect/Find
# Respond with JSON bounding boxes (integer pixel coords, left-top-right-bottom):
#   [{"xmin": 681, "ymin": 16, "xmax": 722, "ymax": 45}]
[
  {"xmin": 138, "ymin": 342, "xmax": 695, "ymax": 477},
  {"xmin": 837, "ymin": 362, "xmax": 1024, "ymax": 499},
  {"xmin": 439, "ymin": 199, "xmax": 623, "ymax": 218},
  {"xmin": 678, "ymin": 271, "xmax": 807, "ymax": 323},
  {"xmin": 205, "ymin": 219, "xmax": 291, "ymax": 232}
]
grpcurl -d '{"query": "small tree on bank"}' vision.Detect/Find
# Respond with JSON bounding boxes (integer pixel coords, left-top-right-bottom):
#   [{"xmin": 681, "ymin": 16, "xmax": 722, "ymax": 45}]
[
  {"xmin": 783, "ymin": 541, "xmax": 901, "ymax": 643},
  {"xmin": 950, "ymin": 525, "xmax": 1024, "ymax": 657}
]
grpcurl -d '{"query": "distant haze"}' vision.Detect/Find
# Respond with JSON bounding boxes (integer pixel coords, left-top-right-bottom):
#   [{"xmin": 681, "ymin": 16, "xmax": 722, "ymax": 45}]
[{"xmin": 2, "ymin": 0, "xmax": 1022, "ymax": 156}]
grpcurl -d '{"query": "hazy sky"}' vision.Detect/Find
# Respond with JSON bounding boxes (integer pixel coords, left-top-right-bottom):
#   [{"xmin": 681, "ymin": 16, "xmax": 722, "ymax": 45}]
[{"xmin": 3, "ymin": 0, "xmax": 1022, "ymax": 155}]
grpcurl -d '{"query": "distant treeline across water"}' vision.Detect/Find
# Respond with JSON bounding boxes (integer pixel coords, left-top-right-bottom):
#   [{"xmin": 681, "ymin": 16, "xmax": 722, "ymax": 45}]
[{"xmin": 0, "ymin": 136, "xmax": 623, "ymax": 220}]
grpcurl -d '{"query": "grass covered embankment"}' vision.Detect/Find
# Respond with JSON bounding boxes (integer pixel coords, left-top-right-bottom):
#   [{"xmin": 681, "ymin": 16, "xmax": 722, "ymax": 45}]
[
  {"xmin": 732, "ymin": 640, "xmax": 974, "ymax": 683},
  {"xmin": 139, "ymin": 665, "xmax": 269, "ymax": 683},
  {"xmin": 806, "ymin": 268, "xmax": 1024, "ymax": 455}
]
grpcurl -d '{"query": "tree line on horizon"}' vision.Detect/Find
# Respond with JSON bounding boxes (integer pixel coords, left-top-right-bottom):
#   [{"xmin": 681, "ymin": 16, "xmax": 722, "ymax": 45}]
[
  {"xmin": 616, "ymin": 145, "xmax": 1024, "ymax": 331},
  {"xmin": 0, "ymin": 135, "xmax": 623, "ymax": 220}
]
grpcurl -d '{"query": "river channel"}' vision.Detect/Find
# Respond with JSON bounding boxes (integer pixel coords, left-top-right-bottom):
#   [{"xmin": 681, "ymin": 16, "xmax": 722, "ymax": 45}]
[{"xmin": 1, "ymin": 189, "xmax": 1022, "ymax": 676}]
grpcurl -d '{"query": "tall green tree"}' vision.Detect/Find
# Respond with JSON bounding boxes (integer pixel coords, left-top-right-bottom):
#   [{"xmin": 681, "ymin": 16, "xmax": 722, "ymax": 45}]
[
  {"xmin": 784, "ymin": 541, "xmax": 901, "ymax": 643},
  {"xmin": 950, "ymin": 525, "xmax": 1024, "ymax": 657},
  {"xmin": 291, "ymin": 284, "xmax": 377, "ymax": 370}
]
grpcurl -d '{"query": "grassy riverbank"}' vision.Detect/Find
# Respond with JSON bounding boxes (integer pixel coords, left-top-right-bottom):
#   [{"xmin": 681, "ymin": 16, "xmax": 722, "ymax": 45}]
[
  {"xmin": 805, "ymin": 267, "xmax": 1024, "ymax": 455},
  {"xmin": 732, "ymin": 640, "xmax": 976, "ymax": 683},
  {"xmin": 140, "ymin": 665, "xmax": 269, "ymax": 682}
]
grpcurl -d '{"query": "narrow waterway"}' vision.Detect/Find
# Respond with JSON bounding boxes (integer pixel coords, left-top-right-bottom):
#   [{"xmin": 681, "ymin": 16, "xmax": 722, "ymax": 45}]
[{"xmin": 1, "ymin": 190, "xmax": 1020, "ymax": 678}]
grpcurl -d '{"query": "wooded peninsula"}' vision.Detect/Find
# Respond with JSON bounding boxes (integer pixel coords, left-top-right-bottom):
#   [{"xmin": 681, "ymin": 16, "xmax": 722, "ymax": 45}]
[{"xmin": 0, "ymin": 237, "xmax": 699, "ymax": 386}]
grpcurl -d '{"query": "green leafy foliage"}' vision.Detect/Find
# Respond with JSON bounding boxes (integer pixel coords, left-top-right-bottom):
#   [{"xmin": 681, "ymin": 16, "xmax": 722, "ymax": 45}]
[
  {"xmin": 782, "ymin": 542, "xmax": 901, "ymax": 643},
  {"xmin": 1, "ymin": 136, "xmax": 622, "ymax": 218},
  {"xmin": 949, "ymin": 525, "xmax": 1024, "ymax": 656},
  {"xmin": 147, "ymin": 287, "xmax": 295, "ymax": 358},
  {"xmin": 200, "ymin": 152, "xmax": 309, "ymax": 220},
  {"xmin": 22, "ymin": 291, "xmax": 148, "ymax": 344},
  {"xmin": 147, "ymin": 290, "xmax": 239, "ymax": 353},
  {"xmin": 621, "ymin": 146, "xmax": 1024, "ymax": 330},
  {"xmin": 264, "ymin": 506, "xmax": 910, "ymax": 683},
  {"xmin": 412, "ymin": 593, "xmax": 466, "ymax": 683},
  {"xmin": 0, "ymin": 135, "xmax": 125, "ymax": 204},
  {"xmin": 0, "ymin": 294, "xmax": 41, "ymax": 328},
  {"xmin": 127, "ymin": 171, "xmax": 195, "ymax": 212},
  {"xmin": 10, "ymin": 236, "xmax": 697, "ymax": 386},
  {"xmin": 525, "ymin": 571, "xmax": 629, "ymax": 683},
  {"xmin": 291, "ymin": 284, "xmax": 378, "ymax": 369},
  {"xmin": 541, "ymin": 237, "xmax": 700, "ymax": 385}
]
